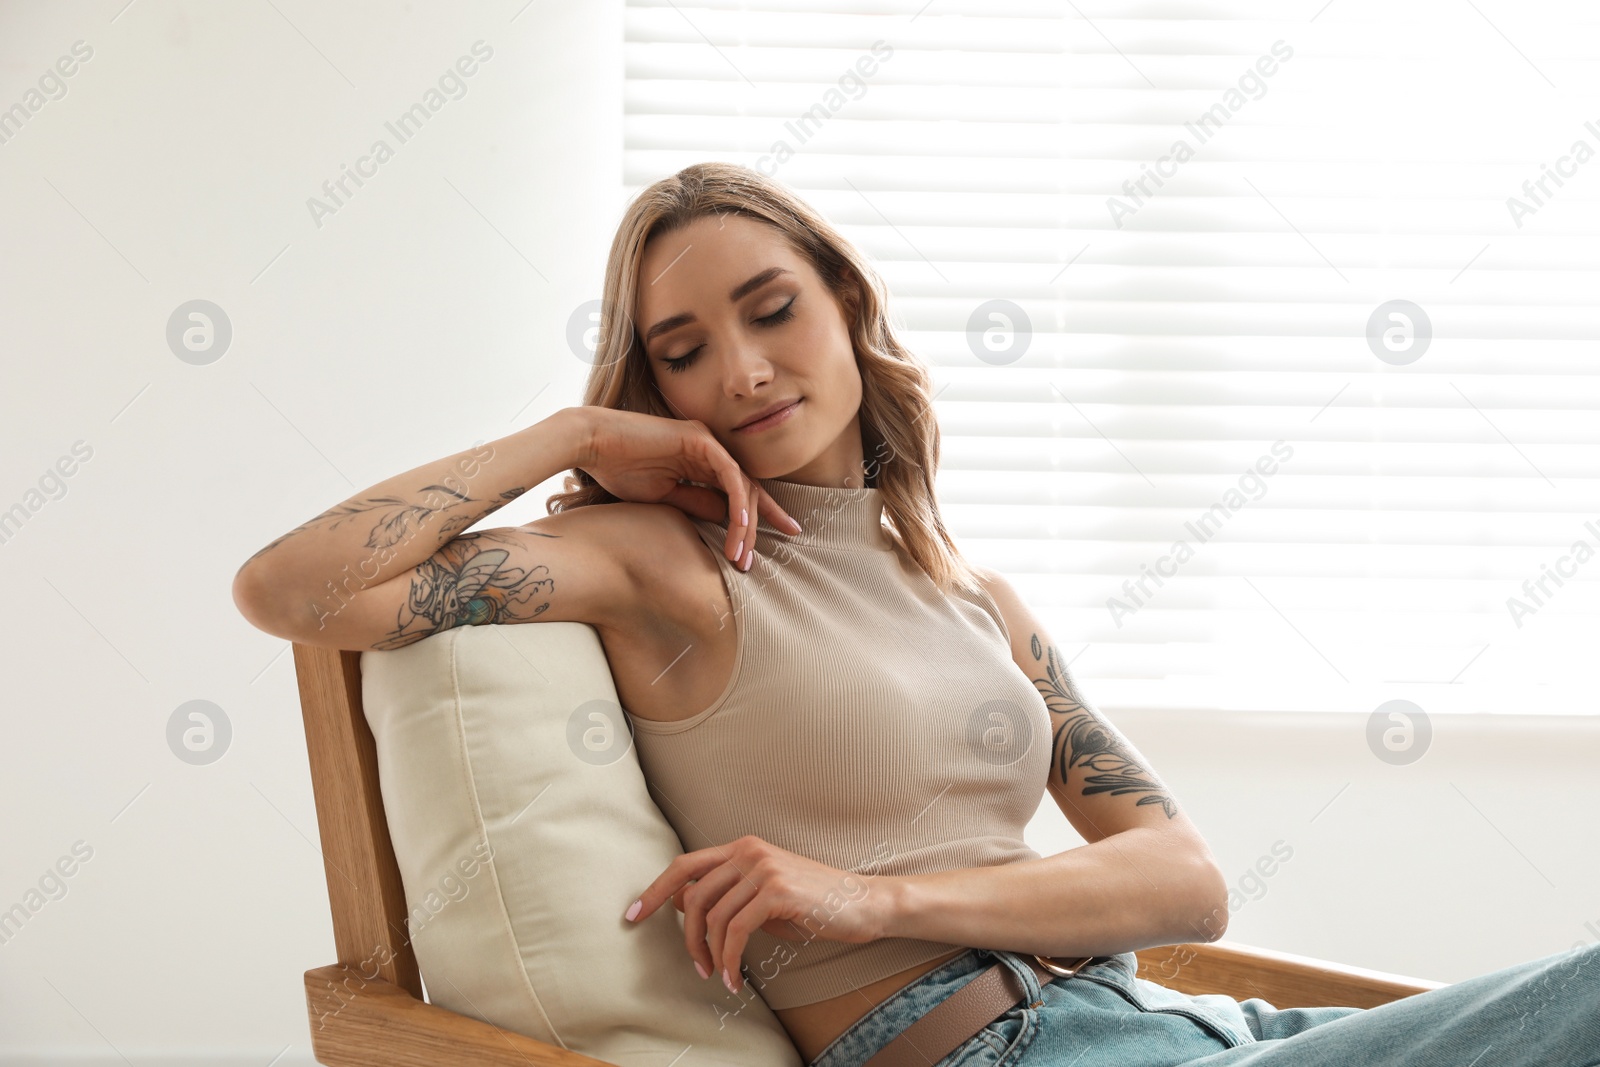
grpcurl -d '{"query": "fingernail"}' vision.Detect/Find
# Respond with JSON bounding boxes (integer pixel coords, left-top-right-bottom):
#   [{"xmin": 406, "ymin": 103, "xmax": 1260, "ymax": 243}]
[
  {"xmin": 734, "ymin": 538, "xmax": 743, "ymax": 563},
  {"xmin": 741, "ymin": 507, "xmax": 748, "ymax": 528},
  {"xmin": 695, "ymin": 960, "xmax": 710, "ymax": 979},
  {"xmin": 741, "ymin": 548, "xmax": 754, "ymax": 572},
  {"xmin": 723, "ymin": 968, "xmax": 737, "ymax": 994},
  {"xmin": 786, "ymin": 515, "xmax": 803, "ymax": 533},
  {"xmin": 624, "ymin": 899, "xmax": 641, "ymax": 922}
]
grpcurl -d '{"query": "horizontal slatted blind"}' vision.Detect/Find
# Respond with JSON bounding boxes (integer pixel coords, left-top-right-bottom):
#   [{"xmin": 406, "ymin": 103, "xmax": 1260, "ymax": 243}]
[{"xmin": 624, "ymin": 0, "xmax": 1600, "ymax": 716}]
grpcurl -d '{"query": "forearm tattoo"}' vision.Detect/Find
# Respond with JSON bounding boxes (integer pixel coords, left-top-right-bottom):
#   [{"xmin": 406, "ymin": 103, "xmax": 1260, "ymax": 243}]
[
  {"xmin": 1026, "ymin": 632, "xmax": 1178, "ymax": 820},
  {"xmin": 243, "ymin": 484, "xmax": 527, "ymax": 571},
  {"xmin": 374, "ymin": 528, "xmax": 554, "ymax": 650}
]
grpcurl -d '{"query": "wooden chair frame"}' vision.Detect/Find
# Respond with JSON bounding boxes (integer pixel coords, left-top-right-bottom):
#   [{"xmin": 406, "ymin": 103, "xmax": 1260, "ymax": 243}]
[{"xmin": 290, "ymin": 641, "xmax": 1446, "ymax": 1066}]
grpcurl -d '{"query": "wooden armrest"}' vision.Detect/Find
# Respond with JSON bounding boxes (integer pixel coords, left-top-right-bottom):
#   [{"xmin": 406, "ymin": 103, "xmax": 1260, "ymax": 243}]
[
  {"xmin": 304, "ymin": 964, "xmax": 620, "ymax": 1067},
  {"xmin": 1135, "ymin": 940, "xmax": 1447, "ymax": 1009},
  {"xmin": 306, "ymin": 942, "xmax": 1445, "ymax": 1065}
]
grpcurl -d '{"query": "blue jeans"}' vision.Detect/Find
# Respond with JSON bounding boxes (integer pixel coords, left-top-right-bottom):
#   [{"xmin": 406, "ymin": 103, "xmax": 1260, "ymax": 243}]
[{"xmin": 807, "ymin": 943, "xmax": 1600, "ymax": 1067}]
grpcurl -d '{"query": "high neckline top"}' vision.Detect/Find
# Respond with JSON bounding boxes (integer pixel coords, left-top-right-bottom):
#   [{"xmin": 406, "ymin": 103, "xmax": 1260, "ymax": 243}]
[
  {"xmin": 621, "ymin": 479, "xmax": 1052, "ymax": 1009},
  {"xmin": 752, "ymin": 476, "xmax": 891, "ymax": 553}
]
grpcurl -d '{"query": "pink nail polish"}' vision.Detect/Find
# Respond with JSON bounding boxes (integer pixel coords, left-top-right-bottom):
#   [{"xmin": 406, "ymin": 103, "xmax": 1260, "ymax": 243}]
[
  {"xmin": 741, "ymin": 547, "xmax": 754, "ymax": 572},
  {"xmin": 696, "ymin": 960, "xmax": 710, "ymax": 979},
  {"xmin": 741, "ymin": 507, "xmax": 748, "ymax": 527},
  {"xmin": 723, "ymin": 968, "xmax": 737, "ymax": 993},
  {"xmin": 624, "ymin": 899, "xmax": 641, "ymax": 922}
]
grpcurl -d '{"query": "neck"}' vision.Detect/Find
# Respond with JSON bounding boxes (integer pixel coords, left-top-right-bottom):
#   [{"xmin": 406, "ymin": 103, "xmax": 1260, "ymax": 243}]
[{"xmin": 754, "ymin": 476, "xmax": 888, "ymax": 551}]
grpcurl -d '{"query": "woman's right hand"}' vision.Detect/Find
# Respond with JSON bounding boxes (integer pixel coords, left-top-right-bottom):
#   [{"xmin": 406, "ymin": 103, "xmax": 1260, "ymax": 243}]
[{"xmin": 571, "ymin": 406, "xmax": 803, "ymax": 568}]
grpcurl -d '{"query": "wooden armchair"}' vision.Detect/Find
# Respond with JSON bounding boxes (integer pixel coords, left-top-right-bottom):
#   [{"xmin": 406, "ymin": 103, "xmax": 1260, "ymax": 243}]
[{"xmin": 290, "ymin": 641, "xmax": 1446, "ymax": 1066}]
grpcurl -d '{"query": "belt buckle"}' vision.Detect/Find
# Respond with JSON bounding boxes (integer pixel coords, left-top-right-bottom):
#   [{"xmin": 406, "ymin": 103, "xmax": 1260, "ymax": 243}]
[{"xmin": 1032, "ymin": 953, "xmax": 1095, "ymax": 978}]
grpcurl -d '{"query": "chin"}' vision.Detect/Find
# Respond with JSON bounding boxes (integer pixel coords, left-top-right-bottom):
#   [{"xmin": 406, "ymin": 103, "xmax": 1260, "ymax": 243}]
[
  {"xmin": 737, "ymin": 449, "xmax": 807, "ymax": 482},
  {"xmin": 737, "ymin": 460, "xmax": 789, "ymax": 481}
]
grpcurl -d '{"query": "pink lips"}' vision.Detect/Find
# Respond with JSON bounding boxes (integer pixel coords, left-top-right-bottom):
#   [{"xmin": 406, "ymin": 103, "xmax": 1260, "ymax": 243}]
[{"xmin": 735, "ymin": 398, "xmax": 802, "ymax": 434}]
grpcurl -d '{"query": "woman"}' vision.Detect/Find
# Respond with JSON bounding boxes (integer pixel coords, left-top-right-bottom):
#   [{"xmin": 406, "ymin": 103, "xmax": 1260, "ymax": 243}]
[{"xmin": 234, "ymin": 163, "xmax": 1599, "ymax": 1067}]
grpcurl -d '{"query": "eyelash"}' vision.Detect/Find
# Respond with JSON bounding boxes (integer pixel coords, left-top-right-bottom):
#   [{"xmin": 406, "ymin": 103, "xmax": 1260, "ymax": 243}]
[{"xmin": 662, "ymin": 298, "xmax": 797, "ymax": 374}]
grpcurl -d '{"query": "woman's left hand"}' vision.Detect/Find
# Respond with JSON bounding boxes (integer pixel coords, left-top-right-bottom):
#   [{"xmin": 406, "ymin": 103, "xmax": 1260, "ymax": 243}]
[{"xmin": 623, "ymin": 835, "xmax": 888, "ymax": 992}]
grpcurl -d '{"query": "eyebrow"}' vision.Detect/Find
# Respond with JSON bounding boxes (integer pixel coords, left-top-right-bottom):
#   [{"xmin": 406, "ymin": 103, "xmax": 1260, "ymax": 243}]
[{"xmin": 642, "ymin": 266, "xmax": 795, "ymax": 348}]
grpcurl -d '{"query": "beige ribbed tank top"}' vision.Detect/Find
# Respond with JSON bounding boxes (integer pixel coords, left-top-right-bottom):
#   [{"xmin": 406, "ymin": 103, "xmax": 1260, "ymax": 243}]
[{"xmin": 623, "ymin": 477, "xmax": 1053, "ymax": 1009}]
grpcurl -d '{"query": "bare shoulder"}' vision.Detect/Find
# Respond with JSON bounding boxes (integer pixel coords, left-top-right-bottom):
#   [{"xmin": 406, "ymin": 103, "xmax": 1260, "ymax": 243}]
[
  {"xmin": 524, "ymin": 500, "xmax": 720, "ymax": 625},
  {"xmin": 619, "ymin": 501, "xmax": 726, "ymax": 599},
  {"xmin": 967, "ymin": 562, "xmax": 1019, "ymax": 616},
  {"xmin": 522, "ymin": 499, "xmax": 708, "ymax": 580},
  {"xmin": 964, "ymin": 564, "xmax": 1044, "ymax": 655},
  {"xmin": 969, "ymin": 562, "xmax": 1004, "ymax": 588},
  {"xmin": 519, "ymin": 498, "xmax": 657, "ymax": 538}
]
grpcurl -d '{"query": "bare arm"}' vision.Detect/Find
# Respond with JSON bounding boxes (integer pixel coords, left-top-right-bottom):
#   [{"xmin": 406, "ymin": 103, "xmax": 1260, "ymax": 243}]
[{"xmin": 231, "ymin": 407, "xmax": 590, "ymax": 644}]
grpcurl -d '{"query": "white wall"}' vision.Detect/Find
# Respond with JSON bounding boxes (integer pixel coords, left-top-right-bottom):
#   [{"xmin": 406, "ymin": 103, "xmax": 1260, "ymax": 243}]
[
  {"xmin": 3, "ymin": 2, "xmax": 1597, "ymax": 1064},
  {"xmin": 0, "ymin": 1, "xmax": 621, "ymax": 1062}
]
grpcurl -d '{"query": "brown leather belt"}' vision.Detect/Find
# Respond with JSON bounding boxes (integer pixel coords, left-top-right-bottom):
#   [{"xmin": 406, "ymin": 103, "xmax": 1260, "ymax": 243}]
[{"xmin": 858, "ymin": 954, "xmax": 1100, "ymax": 1067}]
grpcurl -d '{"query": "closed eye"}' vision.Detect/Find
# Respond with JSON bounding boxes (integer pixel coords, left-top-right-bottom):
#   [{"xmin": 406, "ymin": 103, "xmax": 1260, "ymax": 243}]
[{"xmin": 662, "ymin": 297, "xmax": 797, "ymax": 374}]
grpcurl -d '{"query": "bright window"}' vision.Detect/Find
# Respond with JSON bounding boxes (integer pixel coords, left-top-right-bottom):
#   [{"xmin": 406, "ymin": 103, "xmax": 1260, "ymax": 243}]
[{"xmin": 624, "ymin": 1, "xmax": 1600, "ymax": 715}]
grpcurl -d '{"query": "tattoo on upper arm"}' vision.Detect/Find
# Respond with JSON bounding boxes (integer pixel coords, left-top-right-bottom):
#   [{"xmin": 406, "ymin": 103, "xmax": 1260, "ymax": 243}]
[
  {"xmin": 374, "ymin": 528, "xmax": 555, "ymax": 650},
  {"xmin": 1026, "ymin": 631, "xmax": 1179, "ymax": 820}
]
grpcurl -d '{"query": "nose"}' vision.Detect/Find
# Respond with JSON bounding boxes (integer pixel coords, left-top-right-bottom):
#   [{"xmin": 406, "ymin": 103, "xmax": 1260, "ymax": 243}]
[{"xmin": 720, "ymin": 339, "xmax": 773, "ymax": 400}]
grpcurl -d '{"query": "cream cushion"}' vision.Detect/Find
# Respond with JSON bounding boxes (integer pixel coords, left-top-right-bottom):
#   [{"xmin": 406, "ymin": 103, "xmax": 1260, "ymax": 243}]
[{"xmin": 360, "ymin": 622, "xmax": 802, "ymax": 1067}]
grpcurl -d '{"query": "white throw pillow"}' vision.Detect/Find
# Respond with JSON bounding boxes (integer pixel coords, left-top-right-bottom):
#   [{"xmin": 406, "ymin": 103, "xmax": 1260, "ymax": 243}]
[{"xmin": 360, "ymin": 622, "xmax": 803, "ymax": 1067}]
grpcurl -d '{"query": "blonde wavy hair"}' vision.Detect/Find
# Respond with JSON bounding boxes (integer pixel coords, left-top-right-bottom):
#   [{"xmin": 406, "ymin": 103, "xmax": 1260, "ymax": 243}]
[{"xmin": 547, "ymin": 161, "xmax": 985, "ymax": 599}]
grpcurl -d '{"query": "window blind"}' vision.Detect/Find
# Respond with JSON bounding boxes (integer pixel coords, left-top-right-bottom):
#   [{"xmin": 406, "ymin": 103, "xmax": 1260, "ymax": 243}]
[{"xmin": 622, "ymin": 0, "xmax": 1600, "ymax": 717}]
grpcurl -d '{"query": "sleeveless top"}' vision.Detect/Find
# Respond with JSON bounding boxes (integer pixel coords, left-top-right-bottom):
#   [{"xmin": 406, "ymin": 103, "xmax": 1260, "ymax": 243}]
[{"xmin": 623, "ymin": 476, "xmax": 1052, "ymax": 1009}]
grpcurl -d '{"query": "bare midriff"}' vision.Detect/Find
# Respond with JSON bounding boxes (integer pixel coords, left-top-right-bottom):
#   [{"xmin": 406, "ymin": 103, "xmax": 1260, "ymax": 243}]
[{"xmin": 772, "ymin": 947, "xmax": 969, "ymax": 1064}]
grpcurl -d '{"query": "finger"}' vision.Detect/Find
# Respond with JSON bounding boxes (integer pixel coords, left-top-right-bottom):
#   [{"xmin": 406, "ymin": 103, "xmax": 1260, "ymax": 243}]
[
  {"xmin": 671, "ymin": 876, "xmax": 704, "ymax": 915},
  {"xmin": 680, "ymin": 423, "xmax": 748, "ymax": 564},
  {"xmin": 755, "ymin": 484, "xmax": 803, "ymax": 535},
  {"xmin": 710, "ymin": 454, "xmax": 750, "ymax": 564},
  {"xmin": 738, "ymin": 475, "xmax": 758, "ymax": 572},
  {"xmin": 657, "ymin": 481, "xmax": 728, "ymax": 523},
  {"xmin": 707, "ymin": 880, "xmax": 764, "ymax": 993},
  {"xmin": 628, "ymin": 851, "xmax": 718, "ymax": 924},
  {"xmin": 681, "ymin": 866, "xmax": 744, "ymax": 980}
]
